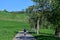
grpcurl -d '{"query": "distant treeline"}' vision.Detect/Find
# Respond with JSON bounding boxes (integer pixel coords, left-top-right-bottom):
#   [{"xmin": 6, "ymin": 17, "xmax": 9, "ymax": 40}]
[{"xmin": 0, "ymin": 9, "xmax": 25, "ymax": 14}]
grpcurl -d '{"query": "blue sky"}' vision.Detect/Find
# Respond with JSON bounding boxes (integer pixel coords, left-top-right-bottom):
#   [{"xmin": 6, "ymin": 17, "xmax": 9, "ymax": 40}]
[{"xmin": 0, "ymin": 0, "xmax": 34, "ymax": 11}]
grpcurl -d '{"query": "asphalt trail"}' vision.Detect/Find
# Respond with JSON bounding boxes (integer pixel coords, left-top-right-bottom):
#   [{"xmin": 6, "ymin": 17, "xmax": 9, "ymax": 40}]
[{"xmin": 13, "ymin": 31, "xmax": 36, "ymax": 40}]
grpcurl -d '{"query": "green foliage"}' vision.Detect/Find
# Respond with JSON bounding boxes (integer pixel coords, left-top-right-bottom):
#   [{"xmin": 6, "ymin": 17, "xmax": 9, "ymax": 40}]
[{"xmin": 27, "ymin": 0, "xmax": 60, "ymax": 36}]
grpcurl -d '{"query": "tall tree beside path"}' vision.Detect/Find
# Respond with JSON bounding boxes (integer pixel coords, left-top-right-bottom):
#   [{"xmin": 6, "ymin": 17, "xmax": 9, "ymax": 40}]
[{"xmin": 26, "ymin": 0, "xmax": 60, "ymax": 36}]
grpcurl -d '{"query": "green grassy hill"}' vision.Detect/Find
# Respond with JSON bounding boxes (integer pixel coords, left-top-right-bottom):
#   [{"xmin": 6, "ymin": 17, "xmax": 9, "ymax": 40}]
[{"xmin": 0, "ymin": 11, "xmax": 30, "ymax": 40}]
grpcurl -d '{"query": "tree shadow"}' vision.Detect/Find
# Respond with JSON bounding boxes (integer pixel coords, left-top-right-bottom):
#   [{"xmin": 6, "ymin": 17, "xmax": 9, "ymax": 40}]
[
  {"xmin": 28, "ymin": 32, "xmax": 60, "ymax": 40},
  {"xmin": 34, "ymin": 35, "xmax": 60, "ymax": 40}
]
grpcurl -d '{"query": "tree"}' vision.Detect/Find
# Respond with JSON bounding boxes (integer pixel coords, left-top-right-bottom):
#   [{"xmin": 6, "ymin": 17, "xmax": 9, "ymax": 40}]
[
  {"xmin": 31, "ymin": 0, "xmax": 53, "ymax": 34},
  {"xmin": 3, "ymin": 9, "xmax": 8, "ymax": 12},
  {"xmin": 48, "ymin": 6, "xmax": 60, "ymax": 37},
  {"xmin": 26, "ymin": 0, "xmax": 60, "ymax": 36},
  {"xmin": 26, "ymin": 0, "xmax": 52, "ymax": 34},
  {"xmin": 26, "ymin": 5, "xmax": 41, "ymax": 34},
  {"xmin": 26, "ymin": 6, "xmax": 37, "ymax": 33},
  {"xmin": 46, "ymin": 0, "xmax": 60, "ymax": 37}
]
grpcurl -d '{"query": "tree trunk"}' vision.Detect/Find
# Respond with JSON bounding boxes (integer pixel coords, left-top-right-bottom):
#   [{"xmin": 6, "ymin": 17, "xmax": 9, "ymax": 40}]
[
  {"xmin": 55, "ymin": 25, "xmax": 60, "ymax": 37},
  {"xmin": 34, "ymin": 23, "xmax": 37, "ymax": 33},
  {"xmin": 37, "ymin": 18, "xmax": 40, "ymax": 34}
]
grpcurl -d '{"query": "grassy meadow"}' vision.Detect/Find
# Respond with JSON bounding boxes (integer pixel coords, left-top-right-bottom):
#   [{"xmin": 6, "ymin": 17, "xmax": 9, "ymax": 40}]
[{"xmin": 0, "ymin": 11, "xmax": 30, "ymax": 40}]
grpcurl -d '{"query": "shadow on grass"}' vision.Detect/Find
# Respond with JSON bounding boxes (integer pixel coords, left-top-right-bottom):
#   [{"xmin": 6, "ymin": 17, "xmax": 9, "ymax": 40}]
[
  {"xmin": 34, "ymin": 35, "xmax": 60, "ymax": 40},
  {"xmin": 29, "ymin": 32, "xmax": 60, "ymax": 40}
]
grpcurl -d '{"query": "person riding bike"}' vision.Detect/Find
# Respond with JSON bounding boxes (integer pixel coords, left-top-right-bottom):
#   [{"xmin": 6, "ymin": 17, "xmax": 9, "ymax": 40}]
[{"xmin": 23, "ymin": 29, "xmax": 26, "ymax": 36}]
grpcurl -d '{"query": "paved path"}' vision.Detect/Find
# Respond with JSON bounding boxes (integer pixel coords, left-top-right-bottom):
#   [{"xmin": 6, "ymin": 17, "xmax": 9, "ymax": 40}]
[{"xmin": 13, "ymin": 31, "xmax": 36, "ymax": 40}]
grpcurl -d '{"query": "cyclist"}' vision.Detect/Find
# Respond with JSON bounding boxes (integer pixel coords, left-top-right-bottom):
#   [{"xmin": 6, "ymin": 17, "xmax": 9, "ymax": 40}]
[{"xmin": 23, "ymin": 29, "xmax": 26, "ymax": 36}]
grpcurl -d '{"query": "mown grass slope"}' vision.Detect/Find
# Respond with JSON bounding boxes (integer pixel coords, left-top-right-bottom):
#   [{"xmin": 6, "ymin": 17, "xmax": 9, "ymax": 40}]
[{"xmin": 0, "ymin": 12, "xmax": 30, "ymax": 40}]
